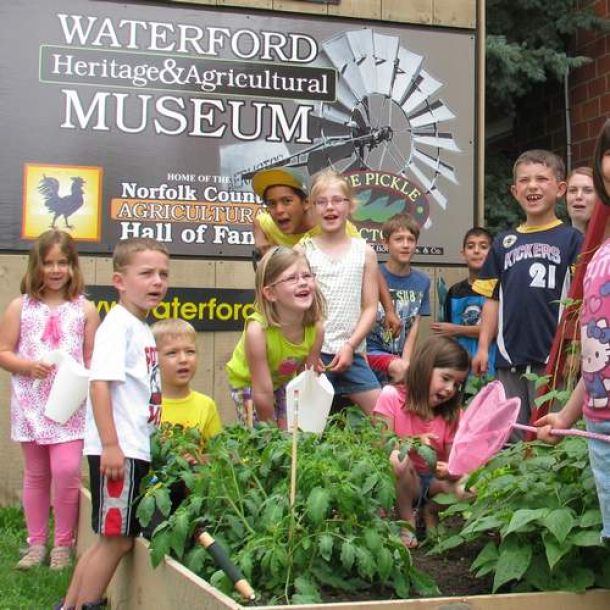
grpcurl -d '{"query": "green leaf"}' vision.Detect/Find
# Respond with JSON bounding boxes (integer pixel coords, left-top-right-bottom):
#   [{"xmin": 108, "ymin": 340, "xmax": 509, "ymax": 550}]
[
  {"xmin": 293, "ymin": 575, "xmax": 322, "ymax": 602},
  {"xmin": 340, "ymin": 540, "xmax": 355, "ymax": 570},
  {"xmin": 503, "ymin": 508, "xmax": 549, "ymax": 536},
  {"xmin": 542, "ymin": 531, "xmax": 573, "ymax": 570},
  {"xmin": 461, "ymin": 515, "xmax": 504, "ymax": 535},
  {"xmin": 543, "ymin": 508, "xmax": 575, "ymax": 543},
  {"xmin": 363, "ymin": 528, "xmax": 382, "ymax": 553},
  {"xmin": 391, "ymin": 568, "xmax": 410, "ymax": 598},
  {"xmin": 169, "ymin": 511, "xmax": 190, "ymax": 558},
  {"xmin": 355, "ymin": 545, "xmax": 376, "ymax": 580},
  {"xmin": 471, "ymin": 540, "xmax": 499, "ymax": 572},
  {"xmin": 376, "ymin": 547, "xmax": 393, "ymax": 581},
  {"xmin": 492, "ymin": 537, "xmax": 532, "ymax": 592},
  {"xmin": 184, "ymin": 545, "xmax": 206, "ymax": 573},
  {"xmin": 306, "ymin": 487, "xmax": 330, "ymax": 525},
  {"xmin": 153, "ymin": 487, "xmax": 172, "ymax": 517},
  {"xmin": 318, "ymin": 533, "xmax": 333, "ymax": 561},
  {"xmin": 415, "ymin": 444, "xmax": 437, "ymax": 470},
  {"xmin": 569, "ymin": 530, "xmax": 603, "ymax": 547},
  {"xmin": 410, "ymin": 566, "xmax": 441, "ymax": 597},
  {"xmin": 149, "ymin": 530, "xmax": 171, "ymax": 567},
  {"xmin": 361, "ymin": 473, "xmax": 379, "ymax": 495},
  {"xmin": 579, "ymin": 509, "xmax": 602, "ymax": 528},
  {"xmin": 137, "ymin": 494, "xmax": 155, "ymax": 527}
]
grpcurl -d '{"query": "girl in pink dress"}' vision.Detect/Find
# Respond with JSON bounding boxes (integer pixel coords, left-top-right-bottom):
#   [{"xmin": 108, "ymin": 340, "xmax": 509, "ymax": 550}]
[
  {"xmin": 373, "ymin": 335, "xmax": 470, "ymax": 548},
  {"xmin": 0, "ymin": 230, "xmax": 99, "ymax": 569}
]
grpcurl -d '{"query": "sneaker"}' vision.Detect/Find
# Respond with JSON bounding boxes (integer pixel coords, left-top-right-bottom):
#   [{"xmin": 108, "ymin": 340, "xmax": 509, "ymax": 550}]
[
  {"xmin": 49, "ymin": 546, "xmax": 72, "ymax": 571},
  {"xmin": 15, "ymin": 544, "xmax": 46, "ymax": 570}
]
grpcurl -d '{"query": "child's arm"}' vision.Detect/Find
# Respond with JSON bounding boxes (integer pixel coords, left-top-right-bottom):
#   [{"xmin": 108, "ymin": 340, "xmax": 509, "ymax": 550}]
[
  {"xmin": 252, "ymin": 214, "xmax": 273, "ymax": 256},
  {"xmin": 378, "ymin": 270, "xmax": 401, "ymax": 337},
  {"xmin": 472, "ymin": 298, "xmax": 498, "ymax": 376},
  {"xmin": 401, "ymin": 314, "xmax": 420, "ymax": 364},
  {"xmin": 328, "ymin": 245, "xmax": 379, "ymax": 372},
  {"xmin": 535, "ymin": 377, "xmax": 585, "ymax": 444},
  {"xmin": 90, "ymin": 379, "xmax": 125, "ymax": 480},
  {"xmin": 0, "ymin": 297, "xmax": 53, "ymax": 378},
  {"xmin": 82, "ymin": 299, "xmax": 101, "ymax": 368},
  {"xmin": 431, "ymin": 320, "xmax": 481, "ymax": 338},
  {"xmin": 304, "ymin": 320, "xmax": 325, "ymax": 372},
  {"xmin": 244, "ymin": 319, "xmax": 276, "ymax": 422}
]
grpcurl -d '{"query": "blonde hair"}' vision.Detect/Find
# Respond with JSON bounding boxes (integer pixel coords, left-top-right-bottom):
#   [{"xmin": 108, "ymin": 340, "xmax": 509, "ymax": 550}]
[
  {"xmin": 255, "ymin": 246, "xmax": 325, "ymax": 327},
  {"xmin": 21, "ymin": 229, "xmax": 84, "ymax": 300},
  {"xmin": 152, "ymin": 318, "xmax": 197, "ymax": 347},
  {"xmin": 309, "ymin": 168, "xmax": 355, "ymax": 210},
  {"xmin": 113, "ymin": 238, "xmax": 169, "ymax": 272},
  {"xmin": 404, "ymin": 335, "xmax": 470, "ymax": 425}
]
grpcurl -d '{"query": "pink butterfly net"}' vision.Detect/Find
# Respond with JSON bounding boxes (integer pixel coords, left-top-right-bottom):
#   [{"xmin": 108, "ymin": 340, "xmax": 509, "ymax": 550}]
[{"xmin": 447, "ymin": 380, "xmax": 610, "ymax": 476}]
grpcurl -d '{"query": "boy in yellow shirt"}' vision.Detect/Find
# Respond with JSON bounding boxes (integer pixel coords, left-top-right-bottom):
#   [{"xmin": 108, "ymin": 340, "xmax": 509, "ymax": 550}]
[{"xmin": 152, "ymin": 319, "xmax": 221, "ymax": 442}]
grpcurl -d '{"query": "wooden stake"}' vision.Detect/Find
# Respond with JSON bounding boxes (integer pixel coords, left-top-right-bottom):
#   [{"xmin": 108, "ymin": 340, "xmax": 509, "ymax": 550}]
[{"xmin": 289, "ymin": 389, "xmax": 299, "ymax": 507}]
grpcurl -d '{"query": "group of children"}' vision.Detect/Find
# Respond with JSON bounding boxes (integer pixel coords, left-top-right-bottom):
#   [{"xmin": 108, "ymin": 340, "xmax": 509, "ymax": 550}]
[{"xmin": 1, "ymin": 126, "xmax": 610, "ymax": 607}]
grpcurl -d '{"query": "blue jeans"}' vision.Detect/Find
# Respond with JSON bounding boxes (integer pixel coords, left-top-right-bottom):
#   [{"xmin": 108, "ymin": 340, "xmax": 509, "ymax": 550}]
[{"xmin": 585, "ymin": 418, "xmax": 610, "ymax": 539}]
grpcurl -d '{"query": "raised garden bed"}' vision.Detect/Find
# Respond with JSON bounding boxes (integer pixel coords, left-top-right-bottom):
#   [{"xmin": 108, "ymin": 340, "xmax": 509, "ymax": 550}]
[{"xmin": 76, "ymin": 488, "xmax": 610, "ymax": 610}]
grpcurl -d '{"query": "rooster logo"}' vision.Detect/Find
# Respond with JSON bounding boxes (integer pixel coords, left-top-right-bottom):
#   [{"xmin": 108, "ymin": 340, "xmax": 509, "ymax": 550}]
[{"xmin": 37, "ymin": 175, "xmax": 85, "ymax": 229}]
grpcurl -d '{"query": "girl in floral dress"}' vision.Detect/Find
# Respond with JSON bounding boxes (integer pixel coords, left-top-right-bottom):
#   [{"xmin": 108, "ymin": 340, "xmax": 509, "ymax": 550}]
[{"xmin": 0, "ymin": 230, "xmax": 99, "ymax": 569}]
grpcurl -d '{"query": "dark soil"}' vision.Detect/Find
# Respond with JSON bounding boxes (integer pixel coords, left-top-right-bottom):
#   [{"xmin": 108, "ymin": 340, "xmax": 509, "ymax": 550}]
[{"xmin": 411, "ymin": 538, "xmax": 493, "ymax": 597}]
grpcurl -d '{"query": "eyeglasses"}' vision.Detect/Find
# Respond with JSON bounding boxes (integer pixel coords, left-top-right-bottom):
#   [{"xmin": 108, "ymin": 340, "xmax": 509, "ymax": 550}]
[
  {"xmin": 314, "ymin": 197, "xmax": 350, "ymax": 208},
  {"xmin": 271, "ymin": 272, "xmax": 316, "ymax": 287}
]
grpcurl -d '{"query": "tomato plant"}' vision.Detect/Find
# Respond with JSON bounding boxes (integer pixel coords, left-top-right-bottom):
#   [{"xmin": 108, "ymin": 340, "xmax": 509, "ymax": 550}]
[
  {"xmin": 138, "ymin": 409, "xmax": 439, "ymax": 604},
  {"xmin": 430, "ymin": 438, "xmax": 610, "ymax": 593}
]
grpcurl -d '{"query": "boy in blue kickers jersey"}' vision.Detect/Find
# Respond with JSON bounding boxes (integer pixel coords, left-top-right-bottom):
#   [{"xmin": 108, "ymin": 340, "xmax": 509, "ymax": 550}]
[
  {"xmin": 472, "ymin": 150, "xmax": 582, "ymax": 439},
  {"xmin": 431, "ymin": 227, "xmax": 497, "ymax": 377}
]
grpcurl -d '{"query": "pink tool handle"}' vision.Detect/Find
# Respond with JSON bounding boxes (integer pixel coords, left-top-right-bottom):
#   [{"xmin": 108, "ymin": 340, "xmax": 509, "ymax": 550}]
[{"xmin": 513, "ymin": 423, "xmax": 610, "ymax": 444}]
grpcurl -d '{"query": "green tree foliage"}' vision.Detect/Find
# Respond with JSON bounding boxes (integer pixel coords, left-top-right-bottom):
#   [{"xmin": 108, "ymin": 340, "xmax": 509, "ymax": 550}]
[{"xmin": 484, "ymin": 0, "xmax": 609, "ymax": 234}]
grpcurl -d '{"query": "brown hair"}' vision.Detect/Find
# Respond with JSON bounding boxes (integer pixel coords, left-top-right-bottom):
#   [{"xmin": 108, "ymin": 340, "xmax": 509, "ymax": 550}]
[
  {"xmin": 512, "ymin": 149, "xmax": 566, "ymax": 182},
  {"xmin": 21, "ymin": 229, "xmax": 84, "ymax": 300},
  {"xmin": 462, "ymin": 226, "xmax": 493, "ymax": 248},
  {"xmin": 255, "ymin": 246, "xmax": 325, "ymax": 327},
  {"xmin": 152, "ymin": 318, "xmax": 197, "ymax": 347},
  {"xmin": 404, "ymin": 335, "xmax": 470, "ymax": 425},
  {"xmin": 593, "ymin": 118, "xmax": 610, "ymax": 207},
  {"xmin": 309, "ymin": 168, "xmax": 355, "ymax": 209},
  {"xmin": 567, "ymin": 166, "xmax": 593, "ymax": 182},
  {"xmin": 113, "ymin": 238, "xmax": 169, "ymax": 272},
  {"xmin": 381, "ymin": 213, "xmax": 420, "ymax": 241}
]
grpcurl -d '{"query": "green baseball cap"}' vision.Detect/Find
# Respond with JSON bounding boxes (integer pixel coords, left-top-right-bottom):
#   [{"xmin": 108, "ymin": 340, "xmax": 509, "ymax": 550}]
[{"xmin": 252, "ymin": 167, "xmax": 308, "ymax": 199}]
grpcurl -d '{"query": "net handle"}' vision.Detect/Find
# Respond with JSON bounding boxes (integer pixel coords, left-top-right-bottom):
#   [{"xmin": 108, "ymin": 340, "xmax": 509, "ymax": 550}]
[{"xmin": 513, "ymin": 423, "xmax": 610, "ymax": 444}]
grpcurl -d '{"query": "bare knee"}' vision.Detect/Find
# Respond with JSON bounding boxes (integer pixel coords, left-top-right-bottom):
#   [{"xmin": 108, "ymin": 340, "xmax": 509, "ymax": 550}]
[{"xmin": 100, "ymin": 535, "xmax": 134, "ymax": 557}]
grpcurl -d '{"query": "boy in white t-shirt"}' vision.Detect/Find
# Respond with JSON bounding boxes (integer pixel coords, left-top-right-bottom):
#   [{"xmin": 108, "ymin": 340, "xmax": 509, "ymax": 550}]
[{"xmin": 58, "ymin": 238, "xmax": 169, "ymax": 610}]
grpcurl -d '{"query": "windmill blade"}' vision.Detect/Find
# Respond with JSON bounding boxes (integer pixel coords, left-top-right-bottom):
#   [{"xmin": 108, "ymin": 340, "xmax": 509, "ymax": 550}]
[
  {"xmin": 408, "ymin": 100, "xmax": 455, "ymax": 128},
  {"xmin": 391, "ymin": 48, "xmax": 423, "ymax": 105},
  {"xmin": 412, "ymin": 130, "xmax": 461, "ymax": 153},
  {"xmin": 323, "ymin": 35, "xmax": 369, "ymax": 105},
  {"xmin": 412, "ymin": 148, "xmax": 458, "ymax": 183},
  {"xmin": 401, "ymin": 70, "xmax": 443, "ymax": 114},
  {"xmin": 346, "ymin": 29, "xmax": 377, "ymax": 95},
  {"xmin": 372, "ymin": 32, "xmax": 400, "ymax": 98},
  {"xmin": 407, "ymin": 162, "xmax": 448, "ymax": 209},
  {"xmin": 313, "ymin": 103, "xmax": 353, "ymax": 126}
]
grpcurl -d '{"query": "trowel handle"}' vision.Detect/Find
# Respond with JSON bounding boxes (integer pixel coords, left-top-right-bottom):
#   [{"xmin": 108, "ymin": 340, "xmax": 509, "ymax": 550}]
[{"xmin": 196, "ymin": 531, "xmax": 255, "ymax": 601}]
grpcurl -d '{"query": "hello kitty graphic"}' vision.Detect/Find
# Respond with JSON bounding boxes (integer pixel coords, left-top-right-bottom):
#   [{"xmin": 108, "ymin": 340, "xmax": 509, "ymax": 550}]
[{"xmin": 581, "ymin": 318, "xmax": 610, "ymax": 408}]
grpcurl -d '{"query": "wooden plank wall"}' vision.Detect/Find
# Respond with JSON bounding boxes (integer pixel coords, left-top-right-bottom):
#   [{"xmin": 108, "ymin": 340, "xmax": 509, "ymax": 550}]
[{"xmin": 0, "ymin": 0, "xmax": 475, "ymax": 504}]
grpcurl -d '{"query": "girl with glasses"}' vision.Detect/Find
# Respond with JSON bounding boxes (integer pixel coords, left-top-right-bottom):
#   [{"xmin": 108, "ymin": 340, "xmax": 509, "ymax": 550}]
[{"xmin": 226, "ymin": 247, "xmax": 325, "ymax": 429}]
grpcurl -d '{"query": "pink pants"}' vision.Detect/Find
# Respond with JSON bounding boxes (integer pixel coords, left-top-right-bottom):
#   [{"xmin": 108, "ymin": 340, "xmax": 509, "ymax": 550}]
[{"xmin": 21, "ymin": 439, "xmax": 83, "ymax": 547}]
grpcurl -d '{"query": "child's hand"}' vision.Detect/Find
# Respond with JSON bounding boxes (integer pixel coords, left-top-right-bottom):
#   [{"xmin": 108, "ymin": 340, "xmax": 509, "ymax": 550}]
[
  {"xmin": 435, "ymin": 461, "xmax": 449, "ymax": 479},
  {"xmin": 384, "ymin": 311, "xmax": 401, "ymax": 338},
  {"xmin": 28, "ymin": 360, "xmax": 54, "ymax": 379},
  {"xmin": 101, "ymin": 444, "xmax": 125, "ymax": 480},
  {"xmin": 534, "ymin": 413, "xmax": 567, "ymax": 445},
  {"xmin": 418, "ymin": 432, "xmax": 438, "ymax": 447},
  {"xmin": 326, "ymin": 344, "xmax": 354, "ymax": 373},
  {"xmin": 389, "ymin": 449, "xmax": 409, "ymax": 476}
]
